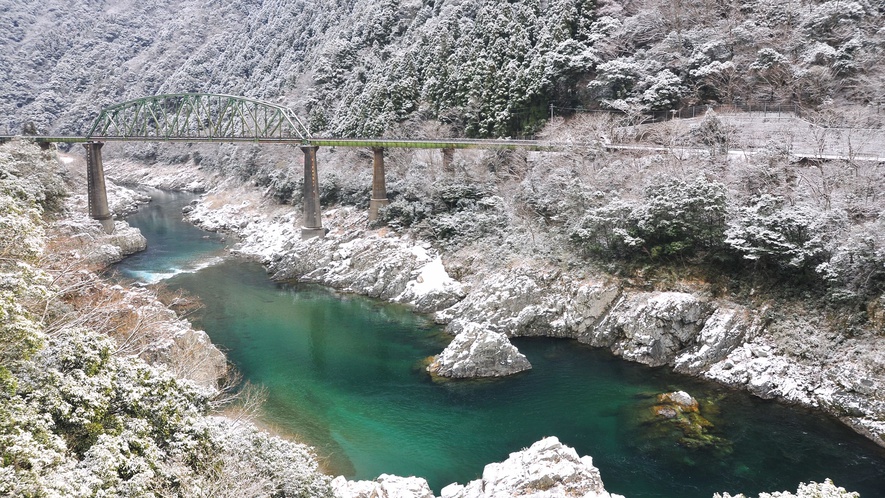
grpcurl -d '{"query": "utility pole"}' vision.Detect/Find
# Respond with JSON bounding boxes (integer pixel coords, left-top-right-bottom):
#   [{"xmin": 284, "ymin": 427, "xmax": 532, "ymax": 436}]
[{"xmin": 550, "ymin": 103, "xmax": 554, "ymax": 120}]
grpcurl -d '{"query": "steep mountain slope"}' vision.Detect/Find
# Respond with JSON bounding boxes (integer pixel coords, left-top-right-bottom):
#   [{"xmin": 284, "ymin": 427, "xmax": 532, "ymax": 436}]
[{"xmin": 2, "ymin": 0, "xmax": 883, "ymax": 138}]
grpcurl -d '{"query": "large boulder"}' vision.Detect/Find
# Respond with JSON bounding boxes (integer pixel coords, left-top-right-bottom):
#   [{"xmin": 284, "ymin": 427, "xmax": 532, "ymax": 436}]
[
  {"xmin": 440, "ymin": 436, "xmax": 624, "ymax": 498},
  {"xmin": 427, "ymin": 323, "xmax": 531, "ymax": 378},
  {"xmin": 51, "ymin": 216, "xmax": 147, "ymax": 267}
]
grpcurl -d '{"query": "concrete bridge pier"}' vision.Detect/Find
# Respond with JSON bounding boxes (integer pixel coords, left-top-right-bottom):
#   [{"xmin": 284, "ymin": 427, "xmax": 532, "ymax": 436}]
[
  {"xmin": 84, "ymin": 142, "xmax": 115, "ymax": 234},
  {"xmin": 300, "ymin": 145, "xmax": 325, "ymax": 240},
  {"xmin": 369, "ymin": 147, "xmax": 389, "ymax": 221},
  {"xmin": 442, "ymin": 147, "xmax": 454, "ymax": 172}
]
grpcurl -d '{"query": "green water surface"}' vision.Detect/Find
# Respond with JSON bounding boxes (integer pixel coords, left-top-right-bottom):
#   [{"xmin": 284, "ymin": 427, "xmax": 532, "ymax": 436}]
[{"xmin": 116, "ymin": 191, "xmax": 885, "ymax": 497}]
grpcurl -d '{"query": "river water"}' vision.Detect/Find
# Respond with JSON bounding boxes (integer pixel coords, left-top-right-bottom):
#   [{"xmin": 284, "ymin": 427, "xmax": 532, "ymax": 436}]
[{"xmin": 115, "ymin": 189, "xmax": 885, "ymax": 497}]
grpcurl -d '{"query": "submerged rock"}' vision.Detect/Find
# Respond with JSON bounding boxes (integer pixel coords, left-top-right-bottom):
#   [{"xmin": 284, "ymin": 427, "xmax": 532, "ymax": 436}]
[
  {"xmin": 440, "ymin": 436, "xmax": 624, "ymax": 498},
  {"xmin": 635, "ymin": 390, "xmax": 731, "ymax": 456},
  {"xmin": 658, "ymin": 390, "xmax": 700, "ymax": 413},
  {"xmin": 427, "ymin": 323, "xmax": 531, "ymax": 378}
]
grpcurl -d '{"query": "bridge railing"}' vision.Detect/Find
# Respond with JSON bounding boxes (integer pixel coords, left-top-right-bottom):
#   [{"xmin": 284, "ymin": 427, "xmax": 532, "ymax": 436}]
[{"xmin": 86, "ymin": 93, "xmax": 311, "ymax": 141}]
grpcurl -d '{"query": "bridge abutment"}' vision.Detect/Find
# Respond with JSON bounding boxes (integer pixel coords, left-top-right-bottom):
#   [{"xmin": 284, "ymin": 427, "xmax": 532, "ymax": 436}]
[
  {"xmin": 369, "ymin": 147, "xmax": 389, "ymax": 221},
  {"xmin": 300, "ymin": 145, "xmax": 324, "ymax": 240},
  {"xmin": 84, "ymin": 142, "xmax": 115, "ymax": 234}
]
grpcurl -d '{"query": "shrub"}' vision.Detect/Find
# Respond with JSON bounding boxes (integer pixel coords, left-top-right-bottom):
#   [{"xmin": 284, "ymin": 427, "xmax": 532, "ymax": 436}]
[
  {"xmin": 432, "ymin": 181, "xmax": 492, "ymax": 210},
  {"xmin": 816, "ymin": 217, "xmax": 885, "ymax": 302},
  {"xmin": 569, "ymin": 198, "xmax": 641, "ymax": 258},
  {"xmin": 570, "ymin": 177, "xmax": 728, "ymax": 260},
  {"xmin": 634, "ymin": 176, "xmax": 729, "ymax": 258},
  {"xmin": 724, "ymin": 195, "xmax": 844, "ymax": 274},
  {"xmin": 380, "ymin": 198, "xmax": 434, "ymax": 228}
]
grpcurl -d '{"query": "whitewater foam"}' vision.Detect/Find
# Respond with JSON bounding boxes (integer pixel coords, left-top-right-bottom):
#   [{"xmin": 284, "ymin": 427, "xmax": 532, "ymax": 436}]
[{"xmin": 125, "ymin": 255, "xmax": 226, "ymax": 284}]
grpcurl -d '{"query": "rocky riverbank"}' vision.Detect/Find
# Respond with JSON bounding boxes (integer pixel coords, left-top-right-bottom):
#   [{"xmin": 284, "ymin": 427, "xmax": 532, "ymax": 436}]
[
  {"xmin": 52, "ymin": 164, "xmax": 228, "ymax": 388},
  {"xmin": 94, "ymin": 144, "xmax": 879, "ymax": 496},
  {"xmin": 176, "ymin": 191, "xmax": 885, "ymax": 449}
]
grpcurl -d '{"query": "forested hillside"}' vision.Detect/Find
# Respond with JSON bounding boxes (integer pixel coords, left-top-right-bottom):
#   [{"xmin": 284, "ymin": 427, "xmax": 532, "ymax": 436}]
[{"xmin": 2, "ymin": 0, "xmax": 883, "ymax": 138}]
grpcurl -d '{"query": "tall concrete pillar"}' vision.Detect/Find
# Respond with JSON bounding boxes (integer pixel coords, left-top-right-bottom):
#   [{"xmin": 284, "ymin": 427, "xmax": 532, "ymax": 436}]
[
  {"xmin": 442, "ymin": 147, "xmax": 454, "ymax": 172},
  {"xmin": 369, "ymin": 147, "xmax": 389, "ymax": 221},
  {"xmin": 301, "ymin": 145, "xmax": 324, "ymax": 240},
  {"xmin": 84, "ymin": 142, "xmax": 115, "ymax": 234}
]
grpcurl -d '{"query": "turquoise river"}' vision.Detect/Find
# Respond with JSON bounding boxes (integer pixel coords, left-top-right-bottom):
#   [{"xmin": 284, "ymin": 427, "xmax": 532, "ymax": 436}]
[{"xmin": 115, "ymin": 190, "xmax": 885, "ymax": 497}]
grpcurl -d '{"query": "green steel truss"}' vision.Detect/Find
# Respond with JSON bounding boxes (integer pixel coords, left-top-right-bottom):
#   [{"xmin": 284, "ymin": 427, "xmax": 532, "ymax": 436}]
[{"xmin": 85, "ymin": 93, "xmax": 311, "ymax": 141}]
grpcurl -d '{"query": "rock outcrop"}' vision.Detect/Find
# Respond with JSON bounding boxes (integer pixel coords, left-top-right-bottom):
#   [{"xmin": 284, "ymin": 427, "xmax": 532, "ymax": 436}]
[
  {"xmin": 673, "ymin": 304, "xmax": 763, "ymax": 375},
  {"xmin": 582, "ymin": 291, "xmax": 714, "ymax": 367},
  {"xmin": 50, "ymin": 216, "xmax": 147, "ymax": 267},
  {"xmin": 714, "ymin": 479, "xmax": 860, "ymax": 498},
  {"xmin": 328, "ymin": 437, "xmax": 859, "ymax": 498},
  {"xmin": 440, "ymin": 437, "xmax": 624, "ymax": 498},
  {"xmin": 436, "ymin": 270, "xmax": 621, "ymax": 339},
  {"xmin": 331, "ymin": 474, "xmax": 435, "ymax": 498},
  {"xmin": 427, "ymin": 323, "xmax": 531, "ymax": 378},
  {"xmin": 232, "ymin": 208, "xmax": 468, "ymax": 314}
]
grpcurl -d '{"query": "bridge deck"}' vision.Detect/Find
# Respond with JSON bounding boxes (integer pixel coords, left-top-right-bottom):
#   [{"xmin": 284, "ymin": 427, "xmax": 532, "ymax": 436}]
[
  {"xmin": 0, "ymin": 135, "xmax": 554, "ymax": 150},
  {"xmin": 2, "ymin": 135, "xmax": 882, "ymax": 161}
]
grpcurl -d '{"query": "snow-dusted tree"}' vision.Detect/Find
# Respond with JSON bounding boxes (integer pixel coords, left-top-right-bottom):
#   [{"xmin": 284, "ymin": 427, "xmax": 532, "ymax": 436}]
[{"xmin": 725, "ymin": 194, "xmax": 845, "ymax": 274}]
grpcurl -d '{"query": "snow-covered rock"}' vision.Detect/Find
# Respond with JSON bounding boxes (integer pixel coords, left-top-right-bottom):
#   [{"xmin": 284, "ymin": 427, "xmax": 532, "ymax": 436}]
[
  {"xmin": 107, "ymin": 159, "xmax": 212, "ymax": 193},
  {"xmin": 582, "ymin": 292, "xmax": 713, "ymax": 367},
  {"xmin": 436, "ymin": 270, "xmax": 620, "ymax": 339},
  {"xmin": 50, "ymin": 216, "xmax": 147, "ymax": 267},
  {"xmin": 428, "ymin": 323, "xmax": 531, "ymax": 378},
  {"xmin": 395, "ymin": 246, "xmax": 465, "ymax": 312},
  {"xmin": 714, "ymin": 478, "xmax": 860, "ymax": 498},
  {"xmin": 440, "ymin": 437, "xmax": 624, "ymax": 498},
  {"xmin": 241, "ymin": 212, "xmax": 467, "ymax": 313},
  {"xmin": 106, "ymin": 179, "xmax": 151, "ymax": 217},
  {"xmin": 674, "ymin": 304, "xmax": 763, "ymax": 375},
  {"xmin": 331, "ymin": 474, "xmax": 434, "ymax": 498},
  {"xmin": 704, "ymin": 338, "xmax": 819, "ymax": 404}
]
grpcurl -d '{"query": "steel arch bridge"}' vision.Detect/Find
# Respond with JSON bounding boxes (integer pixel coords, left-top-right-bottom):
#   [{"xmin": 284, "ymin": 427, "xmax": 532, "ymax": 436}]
[{"xmin": 85, "ymin": 93, "xmax": 312, "ymax": 141}]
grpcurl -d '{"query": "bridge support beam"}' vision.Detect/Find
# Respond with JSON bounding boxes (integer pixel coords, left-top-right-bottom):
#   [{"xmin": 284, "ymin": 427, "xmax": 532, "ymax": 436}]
[
  {"xmin": 84, "ymin": 142, "xmax": 115, "ymax": 234},
  {"xmin": 301, "ymin": 145, "xmax": 324, "ymax": 240},
  {"xmin": 369, "ymin": 147, "xmax": 389, "ymax": 221},
  {"xmin": 442, "ymin": 147, "xmax": 454, "ymax": 172}
]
